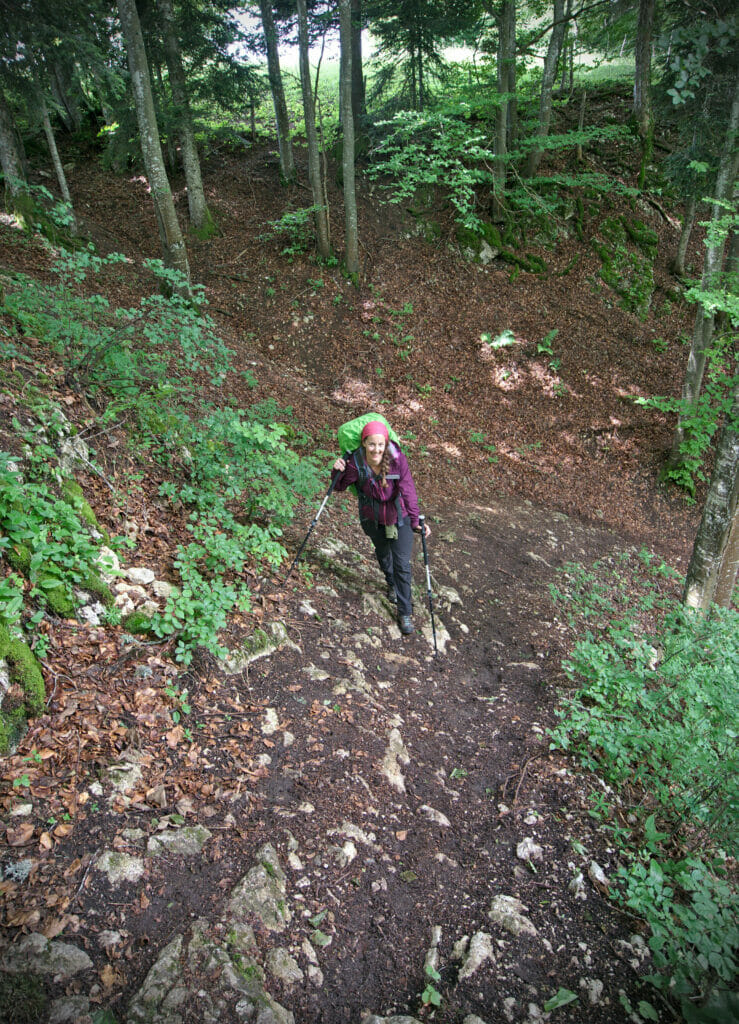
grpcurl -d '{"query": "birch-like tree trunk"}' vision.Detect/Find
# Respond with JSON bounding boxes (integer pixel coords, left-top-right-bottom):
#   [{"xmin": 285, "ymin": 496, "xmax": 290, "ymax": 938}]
[
  {"xmin": 525, "ymin": 0, "xmax": 568, "ymax": 178},
  {"xmin": 117, "ymin": 0, "xmax": 190, "ymax": 287},
  {"xmin": 258, "ymin": 0, "xmax": 295, "ymax": 184},
  {"xmin": 672, "ymin": 194, "xmax": 697, "ymax": 276},
  {"xmin": 683, "ymin": 382, "xmax": 739, "ymax": 611},
  {"xmin": 0, "ymin": 89, "xmax": 26, "ymax": 200},
  {"xmin": 634, "ymin": 0, "xmax": 655, "ymax": 189},
  {"xmin": 339, "ymin": 0, "xmax": 359, "ymax": 280},
  {"xmin": 37, "ymin": 87, "xmax": 78, "ymax": 234},
  {"xmin": 668, "ymin": 76, "xmax": 739, "ymax": 470},
  {"xmin": 296, "ymin": 0, "xmax": 330, "ymax": 259},
  {"xmin": 493, "ymin": 0, "xmax": 516, "ymax": 216},
  {"xmin": 158, "ymin": 0, "xmax": 214, "ymax": 235},
  {"xmin": 351, "ymin": 0, "xmax": 366, "ymax": 130}
]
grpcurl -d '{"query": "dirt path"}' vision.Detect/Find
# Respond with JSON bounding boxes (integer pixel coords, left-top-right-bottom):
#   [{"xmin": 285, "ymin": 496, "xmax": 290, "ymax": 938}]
[{"xmin": 2, "ymin": 493, "xmax": 663, "ymax": 1024}]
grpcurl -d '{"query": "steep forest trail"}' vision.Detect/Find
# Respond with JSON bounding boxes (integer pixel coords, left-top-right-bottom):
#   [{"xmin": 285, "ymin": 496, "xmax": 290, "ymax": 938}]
[{"xmin": 0, "ymin": 134, "xmax": 704, "ymax": 1023}]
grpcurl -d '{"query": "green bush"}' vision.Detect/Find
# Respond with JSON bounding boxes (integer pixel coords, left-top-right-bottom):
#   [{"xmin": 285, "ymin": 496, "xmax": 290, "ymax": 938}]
[
  {"xmin": 549, "ymin": 551, "xmax": 738, "ymax": 1009},
  {"xmin": 0, "ymin": 452, "xmax": 109, "ymax": 618}
]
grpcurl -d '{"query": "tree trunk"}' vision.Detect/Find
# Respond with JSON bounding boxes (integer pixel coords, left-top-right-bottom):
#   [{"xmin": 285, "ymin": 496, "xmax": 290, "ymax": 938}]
[
  {"xmin": 493, "ymin": 0, "xmax": 516, "ymax": 216},
  {"xmin": 50, "ymin": 61, "xmax": 81, "ymax": 134},
  {"xmin": 339, "ymin": 0, "xmax": 359, "ymax": 280},
  {"xmin": 117, "ymin": 0, "xmax": 190, "ymax": 288},
  {"xmin": 37, "ymin": 87, "xmax": 78, "ymax": 235},
  {"xmin": 158, "ymin": 0, "xmax": 214, "ymax": 235},
  {"xmin": 713, "ymin": 495, "xmax": 739, "ymax": 608},
  {"xmin": 668, "ymin": 77, "xmax": 739, "ymax": 469},
  {"xmin": 503, "ymin": 1, "xmax": 517, "ymax": 146},
  {"xmin": 634, "ymin": 0, "xmax": 655, "ymax": 190},
  {"xmin": 672, "ymin": 194, "xmax": 697, "ymax": 276},
  {"xmin": 418, "ymin": 45, "xmax": 425, "ymax": 112},
  {"xmin": 683, "ymin": 382, "xmax": 739, "ymax": 612},
  {"xmin": 258, "ymin": 0, "xmax": 296, "ymax": 184},
  {"xmin": 525, "ymin": 0, "xmax": 568, "ymax": 178},
  {"xmin": 350, "ymin": 0, "xmax": 366, "ymax": 130},
  {"xmin": 0, "ymin": 90, "xmax": 26, "ymax": 200},
  {"xmin": 296, "ymin": 0, "xmax": 330, "ymax": 259}
]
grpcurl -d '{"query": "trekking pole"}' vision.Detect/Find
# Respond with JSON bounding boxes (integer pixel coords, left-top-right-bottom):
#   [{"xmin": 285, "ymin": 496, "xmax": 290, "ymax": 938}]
[
  {"xmin": 283, "ymin": 474, "xmax": 339, "ymax": 584},
  {"xmin": 418, "ymin": 515, "xmax": 438, "ymax": 656}
]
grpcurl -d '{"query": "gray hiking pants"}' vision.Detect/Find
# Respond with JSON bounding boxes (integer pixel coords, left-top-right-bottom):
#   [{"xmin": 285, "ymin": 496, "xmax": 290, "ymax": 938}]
[{"xmin": 360, "ymin": 518, "xmax": 415, "ymax": 617}]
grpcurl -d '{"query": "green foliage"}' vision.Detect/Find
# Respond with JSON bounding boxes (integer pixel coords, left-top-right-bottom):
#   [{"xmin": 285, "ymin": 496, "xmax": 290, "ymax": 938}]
[
  {"xmin": 146, "ymin": 404, "xmax": 322, "ymax": 665},
  {"xmin": 0, "ymin": 451, "xmax": 110, "ymax": 619},
  {"xmin": 264, "ymin": 206, "xmax": 321, "ymax": 258},
  {"xmin": 549, "ymin": 552, "xmax": 738, "ymax": 1007},
  {"xmin": 3, "ymin": 246, "xmax": 323, "ymax": 666},
  {"xmin": 637, "ymin": 339, "xmax": 737, "ymax": 497},
  {"xmin": 4, "ymin": 249, "xmax": 232, "ymax": 396},
  {"xmin": 368, "ymin": 105, "xmax": 633, "ymax": 236},
  {"xmin": 421, "ymin": 963, "xmax": 442, "ymax": 1007}
]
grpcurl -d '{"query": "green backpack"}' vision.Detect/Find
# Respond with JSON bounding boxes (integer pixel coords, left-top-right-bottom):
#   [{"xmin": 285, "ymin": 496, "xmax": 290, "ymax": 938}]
[
  {"xmin": 336, "ymin": 414, "xmax": 405, "ymax": 524},
  {"xmin": 337, "ymin": 413, "xmax": 400, "ymax": 457}
]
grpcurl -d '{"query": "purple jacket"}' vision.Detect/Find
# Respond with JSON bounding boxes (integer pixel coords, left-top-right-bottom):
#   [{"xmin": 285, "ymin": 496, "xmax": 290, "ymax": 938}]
[{"xmin": 332, "ymin": 445, "xmax": 420, "ymax": 529}]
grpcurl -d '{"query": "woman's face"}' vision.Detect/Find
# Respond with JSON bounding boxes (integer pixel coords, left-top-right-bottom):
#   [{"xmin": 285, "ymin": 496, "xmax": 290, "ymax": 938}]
[{"xmin": 363, "ymin": 433, "xmax": 386, "ymax": 466}]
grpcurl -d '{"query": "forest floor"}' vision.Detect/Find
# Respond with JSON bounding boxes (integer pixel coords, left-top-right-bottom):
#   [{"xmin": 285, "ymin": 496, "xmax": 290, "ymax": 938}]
[{"xmin": 0, "ymin": 115, "xmax": 707, "ymax": 1024}]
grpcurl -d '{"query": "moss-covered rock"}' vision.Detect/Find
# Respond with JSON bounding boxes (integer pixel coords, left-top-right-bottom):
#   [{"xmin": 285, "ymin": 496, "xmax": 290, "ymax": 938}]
[
  {"xmin": 122, "ymin": 611, "xmax": 155, "ymax": 635},
  {"xmin": 0, "ymin": 624, "xmax": 45, "ymax": 716},
  {"xmin": 61, "ymin": 478, "xmax": 98, "ymax": 527},
  {"xmin": 0, "ymin": 625, "xmax": 46, "ymax": 753},
  {"xmin": 5, "ymin": 543, "xmax": 76, "ymax": 617},
  {"xmin": 623, "ymin": 216, "xmax": 658, "ymax": 256},
  {"xmin": 78, "ymin": 567, "xmax": 114, "ymax": 608}
]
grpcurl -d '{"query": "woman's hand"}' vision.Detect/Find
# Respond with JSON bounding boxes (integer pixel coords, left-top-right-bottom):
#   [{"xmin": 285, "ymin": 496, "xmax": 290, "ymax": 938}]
[
  {"xmin": 333, "ymin": 456, "xmax": 346, "ymax": 473},
  {"xmin": 415, "ymin": 522, "xmax": 431, "ymax": 538}
]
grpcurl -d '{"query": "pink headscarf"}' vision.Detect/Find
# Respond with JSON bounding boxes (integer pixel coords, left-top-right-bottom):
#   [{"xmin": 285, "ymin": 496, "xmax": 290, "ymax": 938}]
[{"xmin": 361, "ymin": 420, "xmax": 389, "ymax": 442}]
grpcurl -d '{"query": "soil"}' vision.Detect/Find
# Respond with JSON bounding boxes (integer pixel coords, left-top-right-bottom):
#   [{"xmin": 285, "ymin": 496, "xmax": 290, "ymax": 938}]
[{"xmin": 0, "ymin": 124, "xmax": 708, "ymax": 1024}]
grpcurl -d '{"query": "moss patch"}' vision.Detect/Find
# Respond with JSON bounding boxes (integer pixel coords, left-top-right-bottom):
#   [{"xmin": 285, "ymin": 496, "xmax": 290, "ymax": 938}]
[
  {"xmin": 79, "ymin": 567, "xmax": 114, "ymax": 608},
  {"xmin": 122, "ymin": 611, "xmax": 155, "ymax": 635},
  {"xmin": 0, "ymin": 624, "xmax": 45, "ymax": 753},
  {"xmin": 0, "ymin": 624, "xmax": 45, "ymax": 715},
  {"xmin": 61, "ymin": 478, "xmax": 98, "ymax": 527},
  {"xmin": 0, "ymin": 972, "xmax": 49, "ymax": 1024}
]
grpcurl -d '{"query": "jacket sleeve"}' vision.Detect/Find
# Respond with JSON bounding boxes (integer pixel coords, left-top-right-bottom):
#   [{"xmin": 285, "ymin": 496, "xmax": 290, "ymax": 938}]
[
  {"xmin": 331, "ymin": 455, "xmax": 359, "ymax": 493},
  {"xmin": 396, "ymin": 452, "xmax": 420, "ymax": 529}
]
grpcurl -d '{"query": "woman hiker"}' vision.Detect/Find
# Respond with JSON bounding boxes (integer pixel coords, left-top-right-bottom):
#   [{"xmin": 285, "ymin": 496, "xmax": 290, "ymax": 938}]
[{"xmin": 332, "ymin": 419, "xmax": 430, "ymax": 635}]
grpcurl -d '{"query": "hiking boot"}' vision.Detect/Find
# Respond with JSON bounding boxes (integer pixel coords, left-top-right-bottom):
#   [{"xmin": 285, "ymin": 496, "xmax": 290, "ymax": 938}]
[
  {"xmin": 386, "ymin": 583, "xmax": 397, "ymax": 604},
  {"xmin": 398, "ymin": 614, "xmax": 414, "ymax": 635}
]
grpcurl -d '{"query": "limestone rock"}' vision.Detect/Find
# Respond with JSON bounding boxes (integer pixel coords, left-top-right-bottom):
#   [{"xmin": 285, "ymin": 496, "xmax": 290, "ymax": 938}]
[
  {"xmin": 516, "ymin": 837, "xmax": 543, "ymax": 862},
  {"xmin": 488, "ymin": 895, "xmax": 538, "ymax": 938},
  {"xmin": 267, "ymin": 947, "xmax": 303, "ymax": 986},
  {"xmin": 147, "ymin": 825, "xmax": 212, "ymax": 858},
  {"xmin": 420, "ymin": 804, "xmax": 451, "ymax": 828},
  {"xmin": 127, "ymin": 935, "xmax": 185, "ymax": 1023},
  {"xmin": 228, "ymin": 843, "xmax": 292, "ymax": 932},
  {"xmin": 96, "ymin": 850, "xmax": 145, "ymax": 885},
  {"xmin": 0, "ymin": 933, "xmax": 93, "ymax": 979},
  {"xmin": 381, "ymin": 728, "xmax": 410, "ymax": 792},
  {"xmin": 49, "ymin": 995, "xmax": 91, "ymax": 1023},
  {"xmin": 125, "ymin": 567, "xmax": 156, "ymax": 586},
  {"xmin": 458, "ymin": 931, "xmax": 495, "ymax": 980}
]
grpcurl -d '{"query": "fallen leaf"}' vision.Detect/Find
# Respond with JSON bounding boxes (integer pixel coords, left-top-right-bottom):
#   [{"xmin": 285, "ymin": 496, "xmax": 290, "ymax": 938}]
[
  {"xmin": 53, "ymin": 823, "xmax": 74, "ymax": 838},
  {"xmin": 42, "ymin": 915, "xmax": 71, "ymax": 939},
  {"xmin": 99, "ymin": 963, "xmax": 121, "ymax": 990},
  {"xmin": 6, "ymin": 908, "xmax": 41, "ymax": 927},
  {"xmin": 39, "ymin": 831, "xmax": 53, "ymax": 851},
  {"xmin": 7, "ymin": 822, "xmax": 35, "ymax": 846}
]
